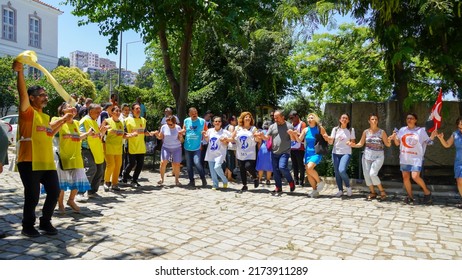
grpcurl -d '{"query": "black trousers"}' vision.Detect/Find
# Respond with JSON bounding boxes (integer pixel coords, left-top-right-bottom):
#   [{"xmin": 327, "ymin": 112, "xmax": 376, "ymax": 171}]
[
  {"xmin": 237, "ymin": 159, "xmax": 257, "ymax": 187},
  {"xmin": 17, "ymin": 162, "xmax": 60, "ymax": 228},
  {"xmin": 290, "ymin": 149, "xmax": 305, "ymax": 185},
  {"xmin": 123, "ymin": 153, "xmax": 145, "ymax": 182}
]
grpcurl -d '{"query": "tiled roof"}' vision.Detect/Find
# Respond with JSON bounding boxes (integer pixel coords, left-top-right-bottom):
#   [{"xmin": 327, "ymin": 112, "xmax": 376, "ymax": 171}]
[{"xmin": 33, "ymin": 0, "xmax": 62, "ymax": 12}]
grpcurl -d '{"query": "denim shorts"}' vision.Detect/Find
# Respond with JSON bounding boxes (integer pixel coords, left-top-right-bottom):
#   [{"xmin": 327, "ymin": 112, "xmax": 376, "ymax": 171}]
[{"xmin": 400, "ymin": 164, "xmax": 422, "ymax": 172}]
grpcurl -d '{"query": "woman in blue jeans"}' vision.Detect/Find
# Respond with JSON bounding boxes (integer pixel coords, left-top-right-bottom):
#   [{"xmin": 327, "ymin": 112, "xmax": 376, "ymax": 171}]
[{"xmin": 326, "ymin": 113, "xmax": 356, "ymax": 197}]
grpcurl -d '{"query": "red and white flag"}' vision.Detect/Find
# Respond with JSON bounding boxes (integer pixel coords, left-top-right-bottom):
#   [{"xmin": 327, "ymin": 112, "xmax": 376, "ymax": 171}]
[{"xmin": 426, "ymin": 88, "xmax": 443, "ymax": 132}]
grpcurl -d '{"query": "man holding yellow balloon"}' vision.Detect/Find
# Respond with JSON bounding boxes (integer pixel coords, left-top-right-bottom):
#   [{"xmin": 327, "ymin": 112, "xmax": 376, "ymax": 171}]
[{"xmin": 12, "ymin": 52, "xmax": 74, "ymax": 237}]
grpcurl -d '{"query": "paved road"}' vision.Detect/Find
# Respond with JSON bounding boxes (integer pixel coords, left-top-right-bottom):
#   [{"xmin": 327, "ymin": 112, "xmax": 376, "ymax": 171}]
[{"xmin": 1, "ymin": 161, "xmax": 462, "ymax": 260}]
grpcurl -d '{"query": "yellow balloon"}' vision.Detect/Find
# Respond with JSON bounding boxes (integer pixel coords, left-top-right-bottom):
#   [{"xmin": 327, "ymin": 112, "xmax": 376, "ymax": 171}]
[{"xmin": 15, "ymin": 50, "xmax": 76, "ymax": 106}]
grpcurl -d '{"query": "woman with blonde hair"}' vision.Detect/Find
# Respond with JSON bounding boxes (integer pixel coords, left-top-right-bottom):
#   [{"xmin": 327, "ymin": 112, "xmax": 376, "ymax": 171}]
[
  {"xmin": 289, "ymin": 113, "xmax": 326, "ymax": 198},
  {"xmin": 232, "ymin": 111, "xmax": 259, "ymax": 193}
]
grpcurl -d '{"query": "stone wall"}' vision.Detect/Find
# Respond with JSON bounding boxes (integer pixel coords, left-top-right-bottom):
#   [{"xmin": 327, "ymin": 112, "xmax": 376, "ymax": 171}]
[{"xmin": 323, "ymin": 101, "xmax": 460, "ymax": 167}]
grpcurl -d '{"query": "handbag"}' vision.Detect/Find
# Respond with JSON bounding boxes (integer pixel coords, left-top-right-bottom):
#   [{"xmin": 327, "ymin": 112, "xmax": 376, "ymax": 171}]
[
  {"xmin": 56, "ymin": 151, "xmax": 75, "ymax": 170},
  {"xmin": 314, "ymin": 126, "xmax": 328, "ymax": 155},
  {"xmin": 265, "ymin": 135, "xmax": 273, "ymax": 150}
]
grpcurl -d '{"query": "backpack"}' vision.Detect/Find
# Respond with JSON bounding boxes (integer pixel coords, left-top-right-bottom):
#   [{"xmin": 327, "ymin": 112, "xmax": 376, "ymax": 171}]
[{"xmin": 314, "ymin": 125, "xmax": 328, "ymax": 155}]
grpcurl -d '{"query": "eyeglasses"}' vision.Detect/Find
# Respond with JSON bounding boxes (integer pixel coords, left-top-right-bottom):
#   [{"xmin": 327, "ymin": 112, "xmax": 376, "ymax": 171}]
[{"xmin": 32, "ymin": 93, "xmax": 48, "ymax": 98}]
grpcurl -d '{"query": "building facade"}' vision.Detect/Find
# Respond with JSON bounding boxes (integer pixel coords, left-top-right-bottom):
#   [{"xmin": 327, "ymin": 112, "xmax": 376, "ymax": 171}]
[
  {"xmin": 0, "ymin": 0, "xmax": 62, "ymax": 71},
  {"xmin": 70, "ymin": 50, "xmax": 116, "ymax": 71}
]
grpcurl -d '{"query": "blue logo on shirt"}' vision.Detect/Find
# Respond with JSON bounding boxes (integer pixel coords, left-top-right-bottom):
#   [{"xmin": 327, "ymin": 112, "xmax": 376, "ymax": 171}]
[
  {"xmin": 210, "ymin": 137, "xmax": 219, "ymax": 151},
  {"xmin": 239, "ymin": 136, "xmax": 249, "ymax": 150}
]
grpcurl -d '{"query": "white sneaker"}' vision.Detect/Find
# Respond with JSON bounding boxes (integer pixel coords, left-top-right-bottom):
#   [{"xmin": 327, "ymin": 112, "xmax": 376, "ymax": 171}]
[
  {"xmin": 75, "ymin": 194, "xmax": 87, "ymax": 202},
  {"xmin": 335, "ymin": 190, "xmax": 343, "ymax": 197},
  {"xmin": 310, "ymin": 190, "xmax": 320, "ymax": 198},
  {"xmin": 346, "ymin": 187, "xmax": 352, "ymax": 197},
  {"xmin": 316, "ymin": 181, "xmax": 325, "ymax": 193}
]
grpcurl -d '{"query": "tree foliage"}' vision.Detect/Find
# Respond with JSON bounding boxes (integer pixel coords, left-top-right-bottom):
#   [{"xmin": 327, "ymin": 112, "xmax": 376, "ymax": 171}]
[
  {"xmin": 57, "ymin": 56, "xmax": 70, "ymax": 67},
  {"xmin": 0, "ymin": 56, "xmax": 17, "ymax": 116},
  {"xmin": 280, "ymin": 0, "xmax": 462, "ymax": 126},
  {"xmin": 289, "ymin": 24, "xmax": 392, "ymax": 105},
  {"xmin": 51, "ymin": 66, "xmax": 96, "ymax": 99},
  {"xmin": 64, "ymin": 0, "xmax": 282, "ymax": 122}
]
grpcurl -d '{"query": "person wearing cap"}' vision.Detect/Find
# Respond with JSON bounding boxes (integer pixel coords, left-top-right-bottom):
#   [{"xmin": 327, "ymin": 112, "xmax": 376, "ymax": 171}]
[
  {"xmin": 13, "ymin": 60, "xmax": 74, "ymax": 237},
  {"xmin": 289, "ymin": 110, "xmax": 307, "ymax": 187}
]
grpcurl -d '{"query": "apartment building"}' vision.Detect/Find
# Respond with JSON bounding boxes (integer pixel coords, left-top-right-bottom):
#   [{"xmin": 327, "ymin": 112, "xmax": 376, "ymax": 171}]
[
  {"xmin": 70, "ymin": 50, "xmax": 117, "ymax": 71},
  {"xmin": 0, "ymin": 0, "xmax": 62, "ymax": 71}
]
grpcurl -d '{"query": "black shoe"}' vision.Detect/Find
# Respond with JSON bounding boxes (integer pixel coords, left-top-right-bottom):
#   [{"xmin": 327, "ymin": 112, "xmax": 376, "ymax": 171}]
[
  {"xmin": 39, "ymin": 223, "xmax": 58, "ymax": 235},
  {"xmin": 131, "ymin": 181, "xmax": 141, "ymax": 187},
  {"xmin": 201, "ymin": 178, "xmax": 208, "ymax": 188},
  {"xmin": 104, "ymin": 182, "xmax": 111, "ymax": 192},
  {"xmin": 239, "ymin": 185, "xmax": 248, "ymax": 193},
  {"xmin": 111, "ymin": 185, "xmax": 121, "ymax": 191},
  {"xmin": 253, "ymin": 179, "xmax": 259, "ymax": 188},
  {"xmin": 21, "ymin": 227, "xmax": 40, "ymax": 238},
  {"xmin": 88, "ymin": 191, "xmax": 101, "ymax": 197},
  {"xmin": 404, "ymin": 196, "xmax": 415, "ymax": 205},
  {"xmin": 187, "ymin": 181, "xmax": 195, "ymax": 187},
  {"xmin": 422, "ymin": 192, "xmax": 433, "ymax": 205}
]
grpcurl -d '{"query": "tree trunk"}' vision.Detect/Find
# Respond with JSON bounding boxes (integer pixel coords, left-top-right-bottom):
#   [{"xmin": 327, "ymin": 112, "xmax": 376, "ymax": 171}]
[
  {"xmin": 393, "ymin": 60, "xmax": 409, "ymax": 124},
  {"xmin": 158, "ymin": 25, "xmax": 180, "ymax": 111},
  {"xmin": 177, "ymin": 9, "xmax": 194, "ymax": 123}
]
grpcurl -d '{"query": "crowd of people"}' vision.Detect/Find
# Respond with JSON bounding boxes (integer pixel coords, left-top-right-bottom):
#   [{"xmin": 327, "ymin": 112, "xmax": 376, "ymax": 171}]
[{"xmin": 8, "ymin": 59, "xmax": 462, "ymax": 238}]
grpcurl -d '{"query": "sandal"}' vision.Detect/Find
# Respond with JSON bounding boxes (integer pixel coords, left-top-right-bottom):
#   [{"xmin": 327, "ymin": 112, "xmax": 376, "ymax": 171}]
[
  {"xmin": 378, "ymin": 191, "xmax": 387, "ymax": 201},
  {"xmin": 67, "ymin": 201, "xmax": 80, "ymax": 213},
  {"xmin": 58, "ymin": 204, "xmax": 65, "ymax": 215},
  {"xmin": 367, "ymin": 193, "xmax": 377, "ymax": 200}
]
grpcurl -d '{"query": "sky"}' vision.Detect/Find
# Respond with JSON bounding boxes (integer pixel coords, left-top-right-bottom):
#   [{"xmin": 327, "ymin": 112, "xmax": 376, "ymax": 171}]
[{"xmin": 44, "ymin": 0, "xmax": 147, "ymax": 72}]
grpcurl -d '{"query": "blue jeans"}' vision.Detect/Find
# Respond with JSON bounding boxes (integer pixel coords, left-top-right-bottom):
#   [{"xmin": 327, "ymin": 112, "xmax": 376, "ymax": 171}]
[
  {"xmin": 271, "ymin": 153, "xmax": 294, "ymax": 188},
  {"xmin": 185, "ymin": 150, "xmax": 206, "ymax": 183},
  {"xmin": 208, "ymin": 160, "xmax": 228, "ymax": 188},
  {"xmin": 332, "ymin": 153, "xmax": 351, "ymax": 191}
]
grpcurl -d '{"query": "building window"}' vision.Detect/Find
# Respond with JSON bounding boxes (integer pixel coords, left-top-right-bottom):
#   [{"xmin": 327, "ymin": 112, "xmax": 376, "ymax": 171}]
[
  {"xmin": 29, "ymin": 14, "xmax": 41, "ymax": 48},
  {"xmin": 28, "ymin": 67, "xmax": 42, "ymax": 79},
  {"xmin": 2, "ymin": 5, "xmax": 16, "ymax": 41}
]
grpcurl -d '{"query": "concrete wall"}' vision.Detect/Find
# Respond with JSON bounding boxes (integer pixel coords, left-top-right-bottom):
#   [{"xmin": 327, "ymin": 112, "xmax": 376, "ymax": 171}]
[{"xmin": 323, "ymin": 101, "xmax": 460, "ymax": 167}]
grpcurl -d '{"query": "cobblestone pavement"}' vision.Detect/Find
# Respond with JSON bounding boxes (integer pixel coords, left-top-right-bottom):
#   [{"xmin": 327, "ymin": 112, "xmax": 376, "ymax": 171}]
[{"xmin": 1, "ymin": 162, "xmax": 462, "ymax": 260}]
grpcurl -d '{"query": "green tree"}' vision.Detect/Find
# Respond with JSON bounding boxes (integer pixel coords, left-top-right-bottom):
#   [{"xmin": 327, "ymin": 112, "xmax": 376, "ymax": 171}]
[
  {"xmin": 64, "ymin": 0, "xmax": 276, "ymax": 121},
  {"xmin": 288, "ymin": 24, "xmax": 393, "ymax": 105},
  {"xmin": 0, "ymin": 56, "xmax": 17, "ymax": 116},
  {"xmin": 57, "ymin": 56, "xmax": 70, "ymax": 67},
  {"xmin": 51, "ymin": 66, "xmax": 96, "ymax": 99},
  {"xmin": 187, "ymin": 18, "xmax": 293, "ymax": 116}
]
